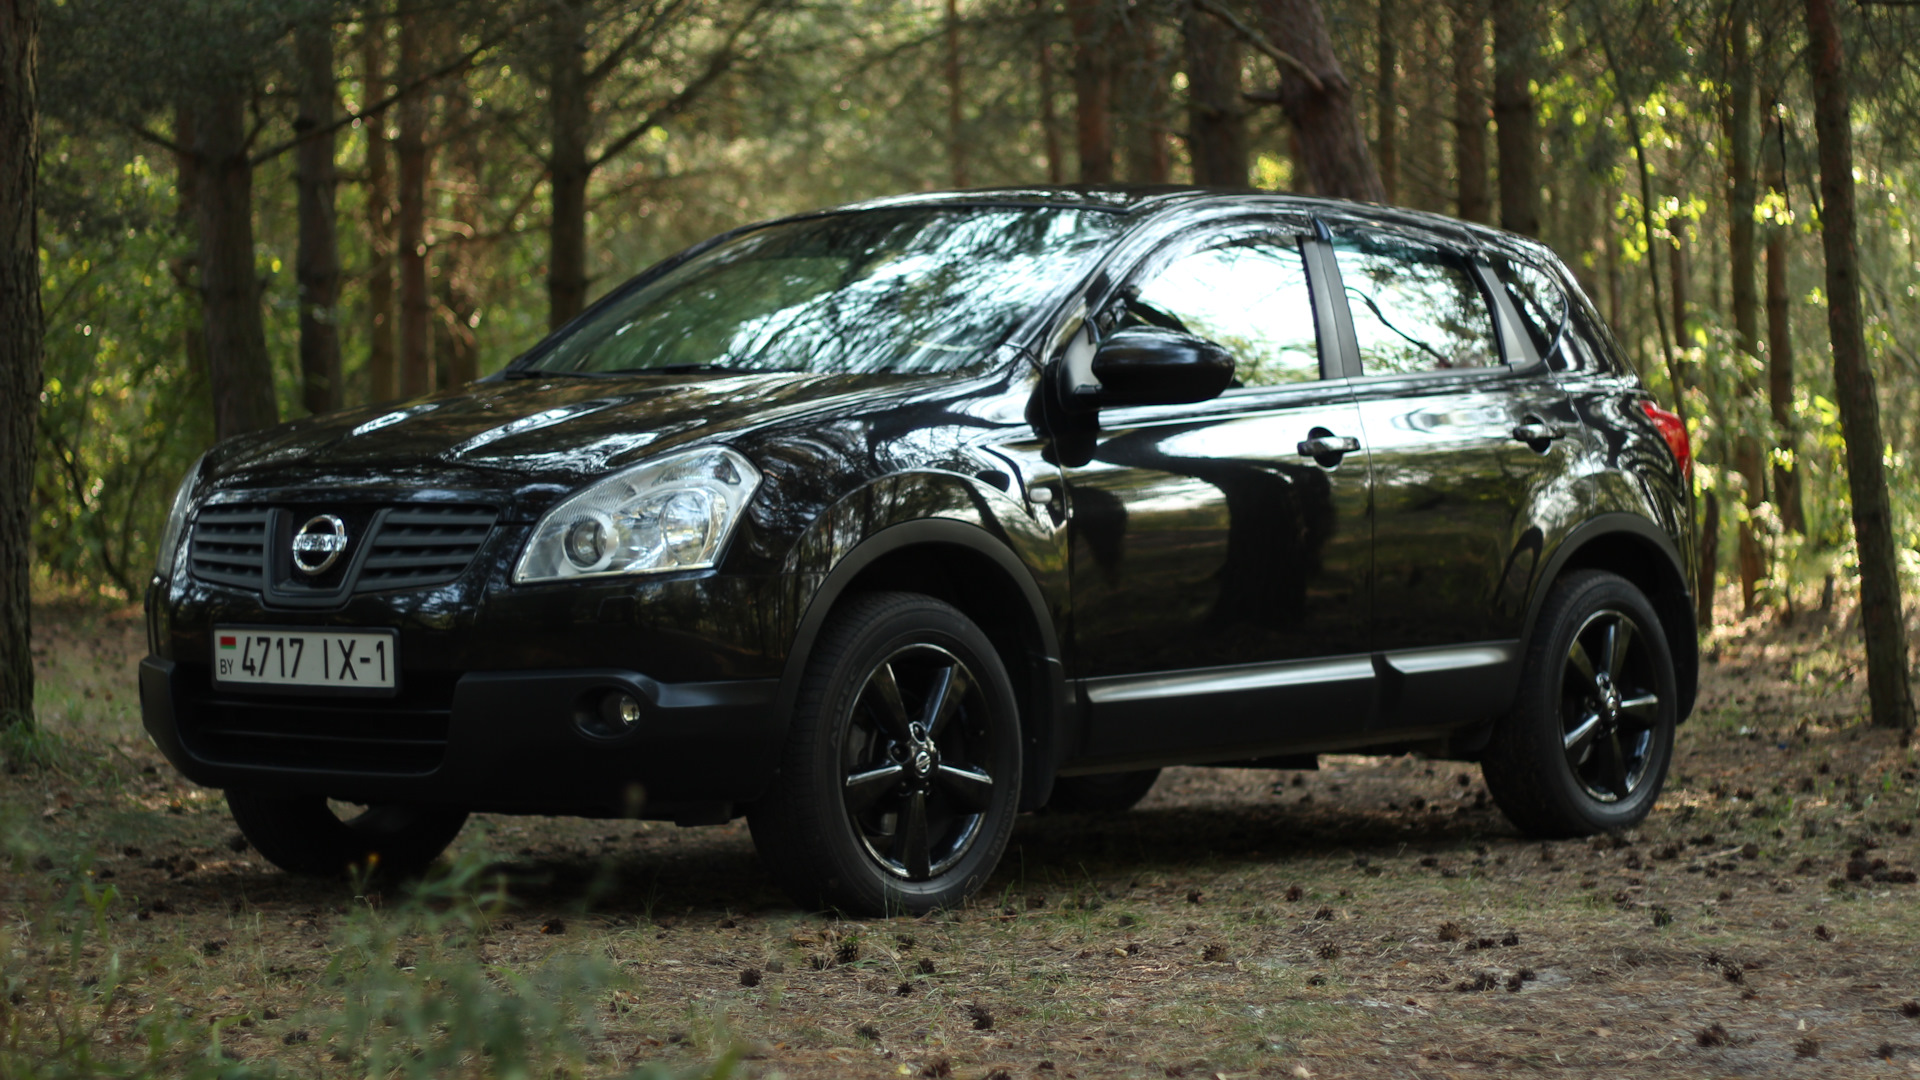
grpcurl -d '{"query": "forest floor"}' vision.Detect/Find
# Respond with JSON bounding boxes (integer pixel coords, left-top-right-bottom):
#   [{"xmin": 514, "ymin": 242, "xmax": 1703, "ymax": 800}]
[{"xmin": 6, "ymin": 592, "xmax": 1920, "ymax": 1079}]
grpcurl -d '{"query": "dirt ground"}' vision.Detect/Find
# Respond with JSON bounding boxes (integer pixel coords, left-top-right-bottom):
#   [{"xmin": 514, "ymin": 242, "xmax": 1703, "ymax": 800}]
[{"xmin": 6, "ymin": 593, "xmax": 1920, "ymax": 1079}]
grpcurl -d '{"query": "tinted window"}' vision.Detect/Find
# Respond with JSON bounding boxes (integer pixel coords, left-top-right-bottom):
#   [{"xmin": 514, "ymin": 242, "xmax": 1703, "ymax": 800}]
[
  {"xmin": 1333, "ymin": 234, "xmax": 1499, "ymax": 375},
  {"xmin": 522, "ymin": 207, "xmax": 1122, "ymax": 377},
  {"xmin": 1125, "ymin": 238, "xmax": 1321, "ymax": 387},
  {"xmin": 1490, "ymin": 255, "xmax": 1567, "ymax": 359}
]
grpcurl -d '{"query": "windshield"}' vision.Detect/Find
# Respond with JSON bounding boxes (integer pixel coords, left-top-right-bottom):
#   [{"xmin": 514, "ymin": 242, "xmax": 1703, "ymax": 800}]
[{"xmin": 519, "ymin": 206, "xmax": 1122, "ymax": 377}]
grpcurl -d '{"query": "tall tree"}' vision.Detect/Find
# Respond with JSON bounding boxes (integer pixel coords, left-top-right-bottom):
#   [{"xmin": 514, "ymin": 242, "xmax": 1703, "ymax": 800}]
[
  {"xmin": 361, "ymin": 20, "xmax": 398, "ymax": 403},
  {"xmin": 396, "ymin": 7, "xmax": 432, "ymax": 396},
  {"xmin": 946, "ymin": 0, "xmax": 966, "ymax": 187},
  {"xmin": 0, "ymin": 0, "xmax": 40, "ymax": 727},
  {"xmin": 1375, "ymin": 0, "xmax": 1397, "ymax": 202},
  {"xmin": 1761, "ymin": 96, "xmax": 1803, "ymax": 533},
  {"xmin": 1723, "ymin": 0, "xmax": 1765, "ymax": 611},
  {"xmin": 1255, "ymin": 0, "xmax": 1385, "ymax": 201},
  {"xmin": 295, "ymin": 8, "xmax": 342, "ymax": 416},
  {"xmin": 192, "ymin": 84, "xmax": 278, "ymax": 439},
  {"xmin": 1068, "ymin": 0, "xmax": 1112, "ymax": 182},
  {"xmin": 1489, "ymin": 0, "xmax": 1537, "ymax": 235},
  {"xmin": 1037, "ymin": 0, "xmax": 1064, "ymax": 183},
  {"xmin": 1804, "ymin": 0, "xmax": 1915, "ymax": 733},
  {"xmin": 1121, "ymin": 14, "xmax": 1170, "ymax": 182},
  {"xmin": 1449, "ymin": 0, "xmax": 1488, "ymax": 222},
  {"xmin": 1183, "ymin": 2, "xmax": 1245, "ymax": 186}
]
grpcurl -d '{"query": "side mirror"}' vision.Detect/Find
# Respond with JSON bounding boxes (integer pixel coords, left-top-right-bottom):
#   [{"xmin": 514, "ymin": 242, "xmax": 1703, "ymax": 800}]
[{"xmin": 1069, "ymin": 325, "xmax": 1236, "ymax": 408}]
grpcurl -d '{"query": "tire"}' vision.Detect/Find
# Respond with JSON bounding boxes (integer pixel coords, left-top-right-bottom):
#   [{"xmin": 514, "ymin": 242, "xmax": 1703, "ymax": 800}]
[
  {"xmin": 226, "ymin": 791, "xmax": 468, "ymax": 879},
  {"xmin": 748, "ymin": 592, "xmax": 1022, "ymax": 915},
  {"xmin": 1046, "ymin": 768, "xmax": 1161, "ymax": 813},
  {"xmin": 1482, "ymin": 570, "xmax": 1678, "ymax": 837}
]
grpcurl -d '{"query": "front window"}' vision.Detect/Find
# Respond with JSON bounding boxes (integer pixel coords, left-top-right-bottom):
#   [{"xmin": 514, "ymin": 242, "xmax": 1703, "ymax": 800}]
[{"xmin": 518, "ymin": 206, "xmax": 1123, "ymax": 378}]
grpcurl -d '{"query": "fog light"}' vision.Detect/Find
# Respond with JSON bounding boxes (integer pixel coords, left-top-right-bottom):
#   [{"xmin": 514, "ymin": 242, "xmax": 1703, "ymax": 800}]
[{"xmin": 576, "ymin": 690, "xmax": 643, "ymax": 738}]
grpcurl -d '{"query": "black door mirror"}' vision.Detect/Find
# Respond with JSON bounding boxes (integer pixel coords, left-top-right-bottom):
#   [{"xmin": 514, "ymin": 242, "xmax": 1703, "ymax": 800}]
[{"xmin": 1072, "ymin": 326, "xmax": 1236, "ymax": 408}]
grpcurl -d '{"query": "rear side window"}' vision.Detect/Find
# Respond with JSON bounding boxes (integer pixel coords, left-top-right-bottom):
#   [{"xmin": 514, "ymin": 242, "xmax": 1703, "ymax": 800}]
[
  {"xmin": 1489, "ymin": 255, "xmax": 1567, "ymax": 360},
  {"xmin": 1332, "ymin": 233, "xmax": 1499, "ymax": 376},
  {"xmin": 1125, "ymin": 237, "xmax": 1321, "ymax": 387}
]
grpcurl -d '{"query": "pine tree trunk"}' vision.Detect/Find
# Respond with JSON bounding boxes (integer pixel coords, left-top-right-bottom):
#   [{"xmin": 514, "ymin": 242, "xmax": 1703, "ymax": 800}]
[
  {"xmin": 1449, "ymin": 0, "xmax": 1488, "ymax": 224},
  {"xmin": 1762, "ymin": 100, "xmax": 1803, "ymax": 534},
  {"xmin": 1489, "ymin": 0, "xmax": 1537, "ymax": 235},
  {"xmin": 361, "ymin": 22, "xmax": 397, "ymax": 403},
  {"xmin": 947, "ymin": 0, "xmax": 966, "ymax": 187},
  {"xmin": 436, "ymin": 65, "xmax": 479, "ymax": 388},
  {"xmin": 295, "ymin": 17, "xmax": 343, "ymax": 416},
  {"xmin": 1376, "ymin": 0, "xmax": 1397, "ymax": 203},
  {"xmin": 547, "ymin": 0, "xmax": 591, "ymax": 328},
  {"xmin": 1698, "ymin": 489, "xmax": 1719, "ymax": 629},
  {"xmin": 1725, "ymin": 3, "xmax": 1765, "ymax": 611},
  {"xmin": 1037, "ymin": 0, "xmax": 1063, "ymax": 184},
  {"xmin": 192, "ymin": 87, "xmax": 278, "ymax": 440},
  {"xmin": 1256, "ymin": 0, "xmax": 1386, "ymax": 202},
  {"xmin": 1068, "ymin": 0, "xmax": 1112, "ymax": 183},
  {"xmin": 397, "ymin": 10, "xmax": 433, "ymax": 395},
  {"xmin": 0, "ymin": 0, "xmax": 41, "ymax": 727},
  {"xmin": 1804, "ymin": 0, "xmax": 1915, "ymax": 732},
  {"xmin": 1182, "ymin": 6, "xmax": 1244, "ymax": 186},
  {"xmin": 1122, "ymin": 22, "xmax": 1169, "ymax": 183}
]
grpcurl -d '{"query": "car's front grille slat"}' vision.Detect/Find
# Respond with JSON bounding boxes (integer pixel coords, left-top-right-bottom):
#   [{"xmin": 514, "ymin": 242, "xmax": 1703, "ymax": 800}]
[
  {"xmin": 186, "ymin": 503, "xmax": 497, "ymax": 597},
  {"xmin": 188, "ymin": 508, "xmax": 271, "ymax": 588}
]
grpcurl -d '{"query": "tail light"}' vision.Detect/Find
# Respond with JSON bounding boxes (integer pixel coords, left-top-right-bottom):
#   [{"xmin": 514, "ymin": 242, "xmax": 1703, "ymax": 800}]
[{"xmin": 1640, "ymin": 399, "xmax": 1691, "ymax": 479}]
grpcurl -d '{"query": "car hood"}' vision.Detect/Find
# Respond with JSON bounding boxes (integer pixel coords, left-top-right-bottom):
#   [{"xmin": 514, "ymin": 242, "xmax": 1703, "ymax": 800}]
[{"xmin": 203, "ymin": 371, "xmax": 956, "ymax": 512}]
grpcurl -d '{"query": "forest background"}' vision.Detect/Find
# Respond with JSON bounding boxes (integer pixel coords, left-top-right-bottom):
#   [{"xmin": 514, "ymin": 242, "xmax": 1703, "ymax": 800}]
[{"xmin": 8, "ymin": 0, "xmax": 1920, "ymax": 722}]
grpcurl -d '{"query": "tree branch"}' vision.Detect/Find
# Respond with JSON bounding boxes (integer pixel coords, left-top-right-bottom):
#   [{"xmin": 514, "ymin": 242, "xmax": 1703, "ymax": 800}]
[
  {"xmin": 248, "ymin": 25, "xmax": 519, "ymax": 167},
  {"xmin": 588, "ymin": 1, "xmax": 778, "ymax": 170},
  {"xmin": 1190, "ymin": 0, "xmax": 1324, "ymax": 93},
  {"xmin": 123, "ymin": 123, "xmax": 188, "ymax": 157}
]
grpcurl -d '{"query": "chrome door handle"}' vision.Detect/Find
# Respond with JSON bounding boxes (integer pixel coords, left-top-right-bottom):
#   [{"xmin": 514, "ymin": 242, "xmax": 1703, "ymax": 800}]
[
  {"xmin": 1511, "ymin": 422, "xmax": 1562, "ymax": 443},
  {"xmin": 1297, "ymin": 435, "xmax": 1362, "ymax": 457}
]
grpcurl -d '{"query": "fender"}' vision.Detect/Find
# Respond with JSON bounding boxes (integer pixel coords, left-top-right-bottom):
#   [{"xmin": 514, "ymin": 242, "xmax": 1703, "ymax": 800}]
[
  {"xmin": 1520, "ymin": 510, "xmax": 1698, "ymax": 720},
  {"xmin": 769, "ymin": 474, "xmax": 1070, "ymax": 810}
]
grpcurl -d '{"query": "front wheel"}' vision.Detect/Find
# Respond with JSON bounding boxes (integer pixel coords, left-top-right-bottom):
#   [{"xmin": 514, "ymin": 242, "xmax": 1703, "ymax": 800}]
[
  {"xmin": 226, "ymin": 791, "xmax": 467, "ymax": 878},
  {"xmin": 1482, "ymin": 570, "xmax": 1677, "ymax": 837},
  {"xmin": 748, "ymin": 592, "xmax": 1022, "ymax": 915}
]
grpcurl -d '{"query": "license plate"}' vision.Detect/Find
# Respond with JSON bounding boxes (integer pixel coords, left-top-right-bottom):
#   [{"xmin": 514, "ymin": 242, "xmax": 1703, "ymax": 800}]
[{"xmin": 213, "ymin": 628, "xmax": 397, "ymax": 689}]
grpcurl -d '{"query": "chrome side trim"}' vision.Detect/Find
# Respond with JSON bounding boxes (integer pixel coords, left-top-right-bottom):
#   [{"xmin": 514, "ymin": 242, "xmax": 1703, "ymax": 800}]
[
  {"xmin": 1382, "ymin": 643, "xmax": 1518, "ymax": 676},
  {"xmin": 1085, "ymin": 656, "xmax": 1375, "ymax": 704}
]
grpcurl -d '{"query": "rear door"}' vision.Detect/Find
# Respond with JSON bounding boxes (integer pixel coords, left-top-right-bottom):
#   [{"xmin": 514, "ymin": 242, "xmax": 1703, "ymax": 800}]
[
  {"xmin": 1325, "ymin": 225, "xmax": 1576, "ymax": 732},
  {"xmin": 1063, "ymin": 221, "xmax": 1376, "ymax": 764}
]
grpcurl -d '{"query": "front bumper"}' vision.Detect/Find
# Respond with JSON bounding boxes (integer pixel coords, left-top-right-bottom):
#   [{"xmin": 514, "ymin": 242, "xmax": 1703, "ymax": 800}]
[{"xmin": 139, "ymin": 656, "xmax": 782, "ymax": 819}]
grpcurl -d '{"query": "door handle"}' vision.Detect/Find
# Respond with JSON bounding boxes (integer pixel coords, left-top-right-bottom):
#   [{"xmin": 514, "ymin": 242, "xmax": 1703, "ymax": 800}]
[
  {"xmin": 1511, "ymin": 422, "xmax": 1563, "ymax": 445},
  {"xmin": 1297, "ymin": 435, "xmax": 1362, "ymax": 458}
]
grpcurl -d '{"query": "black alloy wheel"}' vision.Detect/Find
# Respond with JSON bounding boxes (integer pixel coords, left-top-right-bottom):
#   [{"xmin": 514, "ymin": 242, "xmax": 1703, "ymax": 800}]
[
  {"xmin": 1482, "ymin": 570, "xmax": 1677, "ymax": 837},
  {"xmin": 840, "ymin": 643, "xmax": 997, "ymax": 880},
  {"xmin": 1558, "ymin": 608, "xmax": 1662, "ymax": 803},
  {"xmin": 749, "ymin": 591, "xmax": 1021, "ymax": 915}
]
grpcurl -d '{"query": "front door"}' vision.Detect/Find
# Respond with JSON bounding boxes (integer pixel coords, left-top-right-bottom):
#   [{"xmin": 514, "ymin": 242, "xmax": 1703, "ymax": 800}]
[{"xmin": 1062, "ymin": 228, "xmax": 1375, "ymax": 764}]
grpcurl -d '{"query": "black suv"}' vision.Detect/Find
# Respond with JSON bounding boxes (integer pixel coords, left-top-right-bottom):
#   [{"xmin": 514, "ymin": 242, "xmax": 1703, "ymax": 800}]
[{"xmin": 140, "ymin": 188, "xmax": 1696, "ymax": 914}]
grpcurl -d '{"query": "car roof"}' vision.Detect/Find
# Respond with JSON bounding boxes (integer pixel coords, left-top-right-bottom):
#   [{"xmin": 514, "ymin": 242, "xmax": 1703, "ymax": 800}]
[{"xmin": 817, "ymin": 185, "xmax": 1552, "ymax": 263}]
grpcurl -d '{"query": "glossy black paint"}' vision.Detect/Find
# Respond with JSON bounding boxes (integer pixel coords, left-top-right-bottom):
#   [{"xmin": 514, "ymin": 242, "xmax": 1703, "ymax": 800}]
[{"xmin": 142, "ymin": 187, "xmax": 1696, "ymax": 824}]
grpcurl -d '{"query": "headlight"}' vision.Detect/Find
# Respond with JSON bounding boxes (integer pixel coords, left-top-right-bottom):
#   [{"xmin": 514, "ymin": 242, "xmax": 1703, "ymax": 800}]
[
  {"xmin": 153, "ymin": 452, "xmax": 207, "ymax": 579},
  {"xmin": 514, "ymin": 447, "xmax": 762, "ymax": 583}
]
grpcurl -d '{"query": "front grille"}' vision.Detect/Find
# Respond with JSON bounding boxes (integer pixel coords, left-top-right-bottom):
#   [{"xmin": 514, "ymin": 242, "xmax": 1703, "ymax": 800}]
[
  {"xmin": 189, "ymin": 507, "xmax": 271, "ymax": 588},
  {"xmin": 176, "ymin": 668, "xmax": 457, "ymax": 775},
  {"xmin": 185, "ymin": 504, "xmax": 497, "ymax": 599},
  {"xmin": 360, "ymin": 506, "xmax": 497, "ymax": 590}
]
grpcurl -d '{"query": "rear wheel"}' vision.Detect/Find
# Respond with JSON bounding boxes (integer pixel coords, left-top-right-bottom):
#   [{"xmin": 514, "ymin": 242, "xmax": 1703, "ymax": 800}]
[
  {"xmin": 749, "ymin": 592, "xmax": 1021, "ymax": 915},
  {"xmin": 226, "ymin": 791, "xmax": 467, "ymax": 878},
  {"xmin": 1046, "ymin": 768, "xmax": 1161, "ymax": 813},
  {"xmin": 1482, "ymin": 570, "xmax": 1677, "ymax": 837}
]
